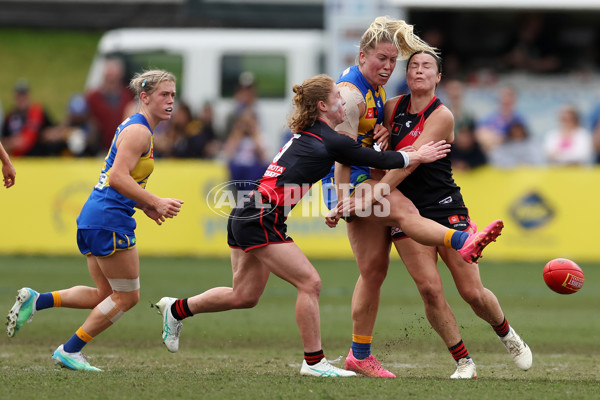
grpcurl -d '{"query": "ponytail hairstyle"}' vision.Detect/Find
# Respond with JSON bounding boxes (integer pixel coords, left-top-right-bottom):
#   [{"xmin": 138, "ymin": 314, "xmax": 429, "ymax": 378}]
[
  {"xmin": 288, "ymin": 74, "xmax": 334, "ymax": 133},
  {"xmin": 129, "ymin": 69, "xmax": 176, "ymax": 98},
  {"xmin": 358, "ymin": 16, "xmax": 438, "ymax": 62}
]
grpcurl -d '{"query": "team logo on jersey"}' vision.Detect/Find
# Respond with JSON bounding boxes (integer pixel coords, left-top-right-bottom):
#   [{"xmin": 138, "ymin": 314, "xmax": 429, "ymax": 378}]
[
  {"xmin": 439, "ymin": 196, "xmax": 453, "ymax": 204},
  {"xmin": 405, "ymin": 121, "xmax": 412, "ymax": 128},
  {"xmin": 366, "ymin": 108, "xmax": 375, "ymax": 119}
]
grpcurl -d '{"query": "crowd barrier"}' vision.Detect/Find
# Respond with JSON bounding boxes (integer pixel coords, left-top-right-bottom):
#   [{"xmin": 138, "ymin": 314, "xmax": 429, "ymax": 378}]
[{"xmin": 1, "ymin": 159, "xmax": 596, "ymax": 262}]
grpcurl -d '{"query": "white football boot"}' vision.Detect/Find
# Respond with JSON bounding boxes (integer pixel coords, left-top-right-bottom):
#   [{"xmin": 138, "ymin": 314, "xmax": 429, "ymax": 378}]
[
  {"xmin": 155, "ymin": 297, "xmax": 183, "ymax": 353},
  {"xmin": 500, "ymin": 327, "xmax": 532, "ymax": 370},
  {"xmin": 300, "ymin": 358, "xmax": 357, "ymax": 377},
  {"xmin": 450, "ymin": 357, "xmax": 477, "ymax": 379}
]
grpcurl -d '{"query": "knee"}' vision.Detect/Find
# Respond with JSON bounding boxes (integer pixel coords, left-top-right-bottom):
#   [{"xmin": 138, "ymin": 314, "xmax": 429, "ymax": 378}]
[
  {"xmin": 359, "ymin": 261, "xmax": 389, "ymax": 287},
  {"xmin": 234, "ymin": 294, "xmax": 261, "ymax": 309},
  {"xmin": 418, "ymin": 282, "xmax": 446, "ymax": 307},
  {"xmin": 298, "ymin": 273, "xmax": 322, "ymax": 299},
  {"xmin": 113, "ymin": 291, "xmax": 140, "ymax": 311},
  {"xmin": 392, "ymin": 202, "xmax": 420, "ymax": 224},
  {"xmin": 459, "ymin": 287, "xmax": 485, "ymax": 307},
  {"xmin": 96, "ymin": 288, "xmax": 113, "ymax": 305}
]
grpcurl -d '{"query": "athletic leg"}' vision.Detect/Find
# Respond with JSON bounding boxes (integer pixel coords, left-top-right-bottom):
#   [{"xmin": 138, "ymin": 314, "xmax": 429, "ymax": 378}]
[
  {"xmin": 6, "ymin": 256, "xmax": 112, "ymax": 337},
  {"xmin": 156, "ymin": 248, "xmax": 271, "ymax": 353},
  {"xmin": 252, "ymin": 243, "xmax": 355, "ymax": 377},
  {"xmin": 357, "ymin": 183, "xmax": 501, "ymax": 263},
  {"xmin": 186, "ymin": 248, "xmax": 271, "ymax": 313},
  {"xmin": 438, "ymin": 246, "xmax": 532, "ymax": 370},
  {"xmin": 341, "ymin": 198, "xmax": 396, "ymax": 378},
  {"xmin": 395, "ymin": 239, "xmax": 477, "ymax": 379},
  {"xmin": 53, "ymin": 248, "xmax": 140, "ymax": 371}
]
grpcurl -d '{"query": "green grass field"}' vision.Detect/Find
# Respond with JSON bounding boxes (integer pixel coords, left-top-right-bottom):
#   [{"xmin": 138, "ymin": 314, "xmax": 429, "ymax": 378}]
[
  {"xmin": 1, "ymin": 255, "xmax": 598, "ymax": 399},
  {"xmin": 0, "ymin": 29, "xmax": 101, "ymax": 123}
]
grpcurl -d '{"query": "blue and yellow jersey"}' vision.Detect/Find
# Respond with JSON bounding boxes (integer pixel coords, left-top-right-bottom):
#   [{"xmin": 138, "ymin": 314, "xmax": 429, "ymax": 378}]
[
  {"xmin": 77, "ymin": 113, "xmax": 154, "ymax": 234},
  {"xmin": 321, "ymin": 65, "xmax": 386, "ymax": 209},
  {"xmin": 338, "ymin": 65, "xmax": 386, "ymax": 147}
]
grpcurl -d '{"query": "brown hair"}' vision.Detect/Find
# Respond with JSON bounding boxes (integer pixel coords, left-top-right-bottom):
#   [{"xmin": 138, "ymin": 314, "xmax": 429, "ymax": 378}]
[
  {"xmin": 406, "ymin": 51, "xmax": 443, "ymax": 74},
  {"xmin": 288, "ymin": 74, "xmax": 334, "ymax": 133}
]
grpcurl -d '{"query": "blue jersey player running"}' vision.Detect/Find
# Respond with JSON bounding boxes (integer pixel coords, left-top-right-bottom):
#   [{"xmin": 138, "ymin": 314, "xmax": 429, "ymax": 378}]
[{"xmin": 6, "ymin": 69, "xmax": 184, "ymax": 371}]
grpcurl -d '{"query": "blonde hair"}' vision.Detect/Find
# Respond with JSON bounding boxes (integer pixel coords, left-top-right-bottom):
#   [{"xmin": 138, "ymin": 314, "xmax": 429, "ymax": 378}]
[
  {"xmin": 359, "ymin": 16, "xmax": 438, "ymax": 61},
  {"xmin": 288, "ymin": 74, "xmax": 334, "ymax": 133},
  {"xmin": 129, "ymin": 69, "xmax": 176, "ymax": 98}
]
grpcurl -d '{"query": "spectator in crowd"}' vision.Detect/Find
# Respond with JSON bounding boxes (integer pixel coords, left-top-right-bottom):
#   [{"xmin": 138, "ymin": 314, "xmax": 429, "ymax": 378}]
[
  {"xmin": 154, "ymin": 101, "xmax": 219, "ymax": 159},
  {"xmin": 222, "ymin": 108, "xmax": 268, "ymax": 195},
  {"xmin": 488, "ymin": 122, "xmax": 544, "ymax": 169},
  {"xmin": 500, "ymin": 12, "xmax": 561, "ymax": 73},
  {"xmin": 52, "ymin": 94, "xmax": 100, "ymax": 157},
  {"xmin": 450, "ymin": 122, "xmax": 488, "ymax": 171},
  {"xmin": 192, "ymin": 101, "xmax": 220, "ymax": 159},
  {"xmin": 444, "ymin": 80, "xmax": 487, "ymax": 171},
  {"xmin": 543, "ymin": 105, "xmax": 594, "ymax": 166},
  {"xmin": 223, "ymin": 71, "xmax": 259, "ymax": 141},
  {"xmin": 475, "ymin": 86, "xmax": 528, "ymax": 154},
  {"xmin": 443, "ymin": 80, "xmax": 477, "ymax": 139},
  {"xmin": 86, "ymin": 57, "xmax": 134, "ymax": 153},
  {"xmin": 1, "ymin": 79, "xmax": 54, "ymax": 157}
]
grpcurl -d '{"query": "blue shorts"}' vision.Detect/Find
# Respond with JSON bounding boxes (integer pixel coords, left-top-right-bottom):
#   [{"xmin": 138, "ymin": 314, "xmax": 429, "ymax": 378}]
[
  {"xmin": 322, "ymin": 165, "xmax": 371, "ymax": 210},
  {"xmin": 77, "ymin": 229, "xmax": 136, "ymax": 257}
]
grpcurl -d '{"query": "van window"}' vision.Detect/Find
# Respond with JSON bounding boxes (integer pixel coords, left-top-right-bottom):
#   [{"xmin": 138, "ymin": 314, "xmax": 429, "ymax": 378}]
[
  {"xmin": 220, "ymin": 53, "xmax": 286, "ymax": 99},
  {"xmin": 108, "ymin": 51, "xmax": 184, "ymax": 94}
]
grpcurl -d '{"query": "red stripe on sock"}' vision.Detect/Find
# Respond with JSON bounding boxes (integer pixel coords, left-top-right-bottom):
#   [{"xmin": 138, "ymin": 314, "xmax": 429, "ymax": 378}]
[
  {"xmin": 175, "ymin": 300, "xmax": 186, "ymax": 318},
  {"xmin": 449, "ymin": 341, "xmax": 470, "ymax": 360},
  {"xmin": 493, "ymin": 318, "xmax": 509, "ymax": 336}
]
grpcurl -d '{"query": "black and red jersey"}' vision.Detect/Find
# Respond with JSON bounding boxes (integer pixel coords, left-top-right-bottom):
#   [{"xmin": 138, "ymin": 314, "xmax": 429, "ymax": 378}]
[
  {"xmin": 256, "ymin": 119, "xmax": 409, "ymax": 212},
  {"xmin": 389, "ymin": 94, "xmax": 462, "ymax": 209}
]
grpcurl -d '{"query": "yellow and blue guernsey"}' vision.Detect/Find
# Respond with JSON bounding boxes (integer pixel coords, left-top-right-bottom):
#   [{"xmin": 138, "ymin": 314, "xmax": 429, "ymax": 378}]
[
  {"xmin": 321, "ymin": 65, "xmax": 386, "ymax": 210},
  {"xmin": 77, "ymin": 113, "xmax": 154, "ymax": 235}
]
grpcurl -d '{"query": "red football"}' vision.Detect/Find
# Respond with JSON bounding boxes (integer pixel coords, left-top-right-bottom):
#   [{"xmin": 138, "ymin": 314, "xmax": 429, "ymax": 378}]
[{"xmin": 543, "ymin": 258, "xmax": 585, "ymax": 295}]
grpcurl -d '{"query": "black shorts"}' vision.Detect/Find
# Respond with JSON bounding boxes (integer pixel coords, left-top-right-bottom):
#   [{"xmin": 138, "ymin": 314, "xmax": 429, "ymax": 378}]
[
  {"xmin": 391, "ymin": 193, "xmax": 471, "ymax": 241},
  {"xmin": 227, "ymin": 197, "xmax": 293, "ymax": 252}
]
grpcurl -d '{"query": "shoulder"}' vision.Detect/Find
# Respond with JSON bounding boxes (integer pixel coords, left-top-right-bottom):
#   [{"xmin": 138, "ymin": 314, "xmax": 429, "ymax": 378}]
[
  {"xmin": 120, "ymin": 121, "xmax": 152, "ymax": 141},
  {"xmin": 339, "ymin": 83, "xmax": 364, "ymax": 104},
  {"xmin": 321, "ymin": 125, "xmax": 349, "ymax": 145},
  {"xmin": 431, "ymin": 104, "xmax": 454, "ymax": 123}
]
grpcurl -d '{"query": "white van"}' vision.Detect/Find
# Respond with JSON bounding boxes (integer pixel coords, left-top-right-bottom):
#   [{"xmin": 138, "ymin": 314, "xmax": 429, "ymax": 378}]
[{"xmin": 85, "ymin": 28, "xmax": 327, "ymax": 155}]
